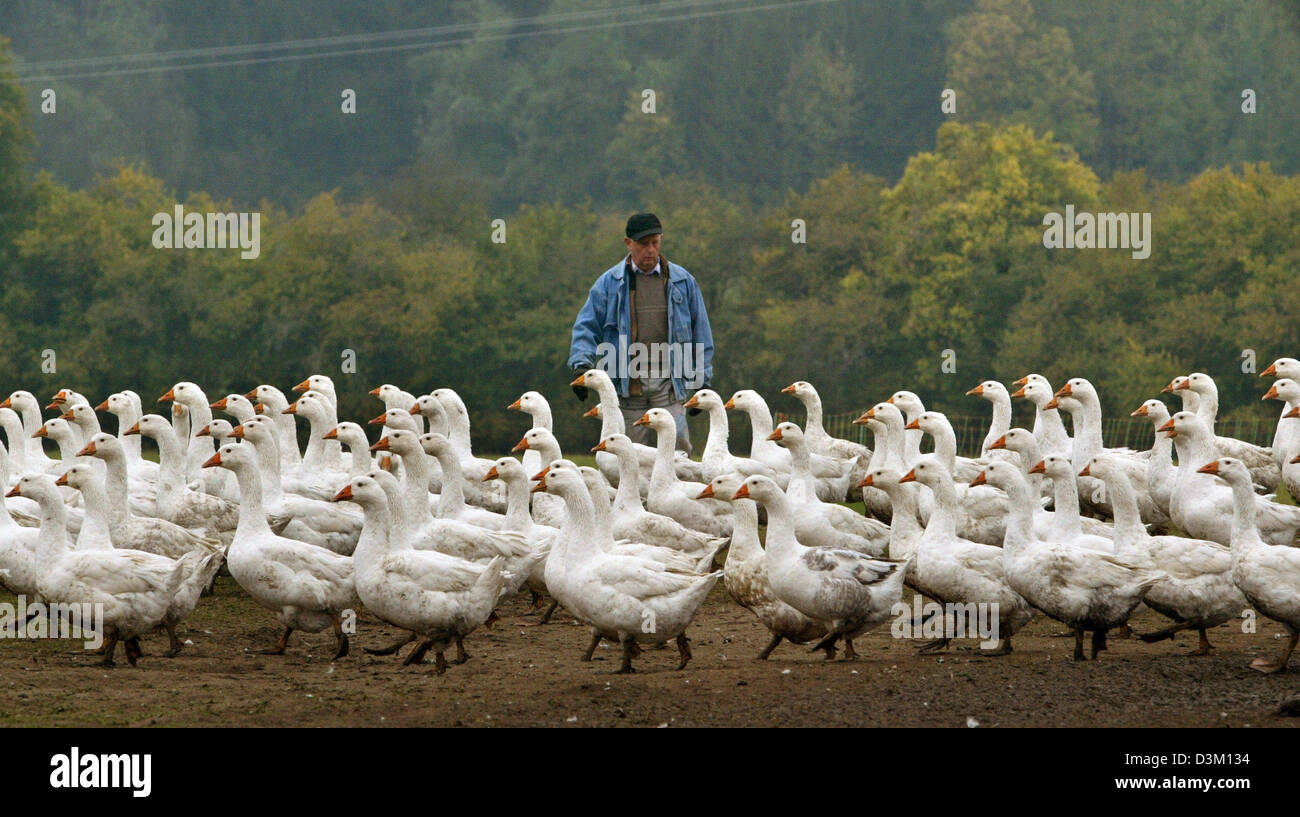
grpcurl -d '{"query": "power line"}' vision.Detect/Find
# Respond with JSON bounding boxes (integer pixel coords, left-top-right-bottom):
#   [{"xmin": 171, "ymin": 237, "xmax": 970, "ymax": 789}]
[{"xmin": 10, "ymin": 0, "xmax": 845, "ymax": 82}]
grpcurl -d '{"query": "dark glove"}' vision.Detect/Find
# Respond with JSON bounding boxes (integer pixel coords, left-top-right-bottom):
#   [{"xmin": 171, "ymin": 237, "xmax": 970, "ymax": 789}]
[{"xmin": 572, "ymin": 367, "xmax": 589, "ymax": 402}]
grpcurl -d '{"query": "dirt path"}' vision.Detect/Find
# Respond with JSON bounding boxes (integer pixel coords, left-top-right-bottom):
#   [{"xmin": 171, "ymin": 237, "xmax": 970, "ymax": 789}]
[{"xmin": 1, "ymin": 582, "xmax": 1298, "ymax": 728}]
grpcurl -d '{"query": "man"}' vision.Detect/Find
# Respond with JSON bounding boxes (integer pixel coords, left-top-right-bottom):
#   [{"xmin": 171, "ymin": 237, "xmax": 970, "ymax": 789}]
[{"xmin": 568, "ymin": 212, "xmax": 713, "ymax": 454}]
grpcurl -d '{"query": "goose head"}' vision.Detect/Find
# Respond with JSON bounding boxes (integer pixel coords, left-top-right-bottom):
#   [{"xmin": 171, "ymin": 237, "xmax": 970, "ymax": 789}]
[
  {"xmin": 898, "ymin": 455, "xmax": 952, "ymax": 490},
  {"xmin": 506, "ymin": 391, "xmax": 548, "ymax": 417},
  {"xmin": 36, "ymin": 418, "xmax": 77, "ymax": 446},
  {"xmin": 1196, "ymin": 457, "xmax": 1251, "ymax": 488},
  {"xmin": 731, "ymin": 474, "xmax": 783, "ymax": 505},
  {"xmin": 47, "ymin": 388, "xmax": 88, "ymax": 411},
  {"xmin": 245, "ymin": 385, "xmax": 290, "ymax": 413},
  {"xmin": 698, "ymin": 472, "xmax": 746, "ymax": 501},
  {"xmin": 780, "ymin": 381, "xmax": 819, "ymax": 405},
  {"xmin": 203, "ymin": 442, "xmax": 257, "ymax": 474},
  {"xmin": 633, "ymin": 407, "xmax": 677, "ymax": 436},
  {"xmin": 294, "ymin": 375, "xmax": 336, "ymax": 404},
  {"xmin": 369, "ymin": 408, "xmax": 419, "ymax": 434},
  {"xmin": 60, "ymin": 403, "xmax": 101, "ymax": 437},
  {"xmin": 1261, "ymin": 358, "xmax": 1300, "ymax": 380},
  {"xmin": 723, "ymin": 389, "xmax": 767, "ymax": 416},
  {"xmin": 328, "ymin": 421, "xmax": 369, "ymax": 452},
  {"xmin": 767, "ymin": 421, "xmax": 806, "ymax": 450},
  {"xmin": 1180, "ymin": 372, "xmax": 1217, "ymax": 401},
  {"xmin": 856, "ymin": 465, "xmax": 905, "ymax": 493},
  {"xmin": 1078, "ymin": 453, "xmax": 1127, "ymax": 483},
  {"xmin": 512, "ymin": 427, "xmax": 562, "ymax": 461},
  {"xmin": 579, "ymin": 466, "xmax": 612, "ymax": 500},
  {"xmin": 286, "ymin": 393, "xmax": 329, "ymax": 423},
  {"xmin": 6, "ymin": 473, "xmax": 61, "ymax": 507},
  {"xmin": 129, "ymin": 413, "xmax": 173, "ymax": 442},
  {"xmin": 410, "ymin": 394, "xmax": 448, "ymax": 425},
  {"xmin": 430, "ymin": 388, "xmax": 469, "ymax": 421},
  {"xmin": 1012, "ymin": 374, "xmax": 1051, "ymax": 390},
  {"xmin": 965, "ymin": 380, "xmax": 1008, "ymax": 402},
  {"xmin": 211, "ymin": 393, "xmax": 257, "ymax": 421},
  {"xmin": 886, "ymin": 390, "xmax": 925, "ymax": 418},
  {"xmin": 1158, "ymin": 410, "xmax": 1208, "ymax": 441},
  {"xmin": 683, "ymin": 388, "xmax": 724, "ymax": 412},
  {"xmin": 97, "ymin": 392, "xmax": 137, "ymax": 420},
  {"xmin": 162, "ymin": 381, "xmax": 209, "ymax": 410},
  {"xmin": 197, "ymin": 419, "xmax": 235, "ymax": 442},
  {"xmin": 1051, "ymin": 377, "xmax": 1096, "ymax": 414},
  {"xmin": 905, "ymin": 410, "xmax": 953, "ymax": 438},
  {"xmin": 969, "ymin": 461, "xmax": 1023, "ymax": 493},
  {"xmin": 534, "ymin": 459, "xmax": 583, "ymax": 497},
  {"xmin": 55, "ymin": 462, "xmax": 99, "ymax": 493},
  {"xmin": 1262, "ymin": 378, "xmax": 1300, "ymax": 404},
  {"xmin": 1036, "ymin": 454, "xmax": 1078, "ymax": 482},
  {"xmin": 331, "ymin": 474, "xmax": 386, "ymax": 511},
  {"xmin": 1014, "ymin": 379, "xmax": 1057, "ymax": 408},
  {"xmin": 990, "ymin": 428, "xmax": 1040, "ymax": 465},
  {"xmin": 78, "ymin": 432, "xmax": 125, "ymax": 463},
  {"xmin": 592, "ymin": 432, "xmax": 634, "ymax": 458},
  {"xmin": 417, "ymin": 432, "xmax": 453, "ymax": 459},
  {"xmin": 368, "ymin": 384, "xmax": 414, "ymax": 411},
  {"xmin": 369, "ymin": 428, "xmax": 420, "ymax": 459},
  {"xmin": 1131, "ymin": 399, "xmax": 1171, "ymax": 425},
  {"xmin": 484, "ymin": 456, "xmax": 527, "ymax": 484},
  {"xmin": 570, "ymin": 368, "xmax": 614, "ymax": 394}
]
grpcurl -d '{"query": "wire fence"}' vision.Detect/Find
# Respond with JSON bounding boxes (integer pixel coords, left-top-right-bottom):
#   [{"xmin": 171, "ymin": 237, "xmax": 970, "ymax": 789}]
[{"xmin": 769, "ymin": 411, "xmax": 1278, "ymax": 459}]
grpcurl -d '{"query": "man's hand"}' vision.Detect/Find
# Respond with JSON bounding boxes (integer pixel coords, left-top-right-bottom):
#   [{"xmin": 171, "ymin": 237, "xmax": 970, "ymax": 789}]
[{"xmin": 571, "ymin": 368, "xmax": 590, "ymax": 402}]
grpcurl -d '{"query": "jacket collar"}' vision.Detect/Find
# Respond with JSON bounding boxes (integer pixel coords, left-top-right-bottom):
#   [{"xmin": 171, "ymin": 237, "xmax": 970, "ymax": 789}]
[{"xmin": 612, "ymin": 257, "xmax": 685, "ymax": 283}]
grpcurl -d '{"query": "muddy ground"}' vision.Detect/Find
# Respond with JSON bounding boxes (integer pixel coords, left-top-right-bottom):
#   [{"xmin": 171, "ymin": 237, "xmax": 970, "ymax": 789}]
[{"xmin": 2, "ymin": 580, "xmax": 1298, "ymax": 728}]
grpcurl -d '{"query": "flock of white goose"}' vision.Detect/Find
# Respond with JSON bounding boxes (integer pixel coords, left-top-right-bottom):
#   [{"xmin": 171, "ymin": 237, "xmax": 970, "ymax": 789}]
[{"xmin": 1, "ymin": 361, "xmax": 1299, "ymax": 675}]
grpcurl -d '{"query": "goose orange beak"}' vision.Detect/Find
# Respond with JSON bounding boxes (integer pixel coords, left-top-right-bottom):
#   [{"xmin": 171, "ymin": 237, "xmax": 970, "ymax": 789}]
[
  {"xmin": 94, "ymin": 399, "xmax": 109, "ymax": 412},
  {"xmin": 583, "ymin": 405, "xmax": 600, "ymax": 418},
  {"xmin": 507, "ymin": 398, "xmax": 522, "ymax": 411},
  {"xmin": 76, "ymin": 442, "xmax": 96, "ymax": 457},
  {"xmin": 1173, "ymin": 380, "xmax": 1189, "ymax": 391},
  {"xmin": 159, "ymin": 388, "xmax": 175, "ymax": 403},
  {"xmin": 780, "ymin": 384, "xmax": 796, "ymax": 394},
  {"xmin": 58, "ymin": 410, "xmax": 73, "ymax": 421},
  {"xmin": 369, "ymin": 438, "xmax": 391, "ymax": 452},
  {"xmin": 530, "ymin": 466, "xmax": 549, "ymax": 482},
  {"xmin": 899, "ymin": 468, "xmax": 917, "ymax": 484},
  {"xmin": 1043, "ymin": 397, "xmax": 1060, "ymax": 410},
  {"xmin": 323, "ymin": 427, "xmax": 339, "ymax": 440},
  {"xmin": 1078, "ymin": 465, "xmax": 1091, "ymax": 477},
  {"xmin": 368, "ymin": 387, "xmax": 382, "ymax": 397},
  {"xmin": 1010, "ymin": 387, "xmax": 1026, "ymax": 398},
  {"xmin": 195, "ymin": 424, "xmax": 212, "ymax": 437},
  {"xmin": 969, "ymin": 472, "xmax": 987, "ymax": 487},
  {"xmin": 483, "ymin": 466, "xmax": 499, "ymax": 481},
  {"xmin": 531, "ymin": 476, "xmax": 548, "ymax": 494},
  {"xmin": 904, "ymin": 419, "xmax": 920, "ymax": 431},
  {"xmin": 293, "ymin": 379, "xmax": 311, "ymax": 393},
  {"xmin": 857, "ymin": 475, "xmax": 874, "ymax": 488},
  {"xmin": 683, "ymin": 394, "xmax": 700, "ymax": 409},
  {"xmin": 202, "ymin": 452, "xmax": 222, "ymax": 469},
  {"xmin": 1054, "ymin": 384, "xmax": 1072, "ymax": 397},
  {"xmin": 569, "ymin": 374, "xmax": 586, "ymax": 387},
  {"xmin": 44, "ymin": 400, "xmax": 61, "ymax": 411},
  {"xmin": 1012, "ymin": 376, "xmax": 1028, "ymax": 387},
  {"xmin": 1286, "ymin": 405, "xmax": 1300, "ymax": 419},
  {"xmin": 723, "ymin": 398, "xmax": 736, "ymax": 410},
  {"xmin": 591, "ymin": 440, "xmax": 607, "ymax": 453},
  {"xmin": 633, "ymin": 413, "xmax": 651, "ymax": 427},
  {"xmin": 1263, "ymin": 385, "xmax": 1280, "ymax": 400},
  {"xmin": 33, "ymin": 425, "xmax": 48, "ymax": 439},
  {"xmin": 367, "ymin": 412, "xmax": 387, "ymax": 425},
  {"xmin": 965, "ymin": 384, "xmax": 984, "ymax": 396},
  {"xmin": 696, "ymin": 485, "xmax": 715, "ymax": 499},
  {"xmin": 408, "ymin": 402, "xmax": 421, "ymax": 414},
  {"xmin": 851, "ymin": 412, "xmax": 871, "ymax": 425},
  {"xmin": 732, "ymin": 483, "xmax": 750, "ymax": 500},
  {"xmin": 244, "ymin": 388, "xmax": 259, "ymax": 400},
  {"xmin": 511, "ymin": 437, "xmax": 529, "ymax": 453},
  {"xmin": 1160, "ymin": 381, "xmax": 1175, "ymax": 393},
  {"xmin": 229, "ymin": 425, "xmax": 245, "ymax": 439},
  {"xmin": 124, "ymin": 422, "xmax": 141, "ymax": 436},
  {"xmin": 767, "ymin": 428, "xmax": 783, "ymax": 441},
  {"xmin": 989, "ymin": 434, "xmax": 1006, "ymax": 450},
  {"xmin": 282, "ymin": 403, "xmax": 297, "ymax": 415},
  {"xmin": 210, "ymin": 398, "xmax": 228, "ymax": 410},
  {"xmin": 1130, "ymin": 405, "xmax": 1149, "ymax": 417},
  {"xmin": 1291, "ymin": 453, "xmax": 1300, "ymax": 464},
  {"xmin": 54, "ymin": 473, "xmax": 69, "ymax": 487},
  {"xmin": 1157, "ymin": 419, "xmax": 1175, "ymax": 434},
  {"xmin": 332, "ymin": 485, "xmax": 352, "ymax": 502},
  {"xmin": 1197, "ymin": 461, "xmax": 1220, "ymax": 475},
  {"xmin": 5, "ymin": 485, "xmax": 18, "ymax": 497},
  {"xmin": 0, "ymin": 398, "xmax": 9, "ymax": 409},
  {"xmin": 1028, "ymin": 460, "xmax": 1046, "ymax": 474},
  {"xmin": 1261, "ymin": 363, "xmax": 1277, "ymax": 377}
]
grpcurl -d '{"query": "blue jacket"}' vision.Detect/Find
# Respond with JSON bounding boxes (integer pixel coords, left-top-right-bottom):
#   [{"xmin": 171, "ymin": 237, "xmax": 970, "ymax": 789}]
[{"xmin": 568, "ymin": 258, "xmax": 714, "ymax": 401}]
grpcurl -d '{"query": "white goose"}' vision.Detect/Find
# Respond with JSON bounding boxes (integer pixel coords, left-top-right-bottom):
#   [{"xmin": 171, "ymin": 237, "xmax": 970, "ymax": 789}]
[
  {"xmin": 0, "ymin": 441, "xmax": 42, "ymax": 595},
  {"xmin": 785, "ymin": 380, "xmax": 871, "ymax": 494},
  {"xmin": 735, "ymin": 474, "xmax": 907, "ymax": 661},
  {"xmin": 899, "ymin": 457, "xmax": 1035, "ymax": 655},
  {"xmin": 966, "ymin": 380, "xmax": 1015, "ymax": 459},
  {"xmin": 284, "ymin": 393, "xmax": 350, "ymax": 489},
  {"xmin": 1031, "ymin": 455, "xmax": 1115, "ymax": 552},
  {"xmin": 210, "ymin": 393, "xmax": 258, "ymax": 425},
  {"xmin": 94, "ymin": 393, "xmax": 161, "ymax": 483},
  {"xmin": 988, "ymin": 429, "xmax": 1112, "ymax": 541},
  {"xmin": 685, "ymin": 389, "xmax": 784, "ymax": 486},
  {"xmin": 578, "ymin": 465, "xmax": 720, "ymax": 573},
  {"xmin": 419, "ymin": 432, "xmax": 508, "ymax": 530},
  {"xmin": 1200, "ymin": 458, "xmax": 1300, "ymax": 673},
  {"xmin": 324, "ymin": 422, "xmax": 373, "ymax": 479},
  {"xmin": 1011, "ymin": 374, "xmax": 1071, "ymax": 457},
  {"xmin": 0, "ymin": 406, "xmax": 30, "ymax": 480},
  {"xmin": 292, "ymin": 375, "xmax": 344, "ymax": 469},
  {"xmin": 482, "ymin": 457, "xmax": 557, "ymax": 614},
  {"xmin": 1176, "ymin": 372, "xmax": 1279, "ymax": 491},
  {"xmin": 1262, "ymin": 378, "xmax": 1300, "ymax": 501},
  {"xmin": 10, "ymin": 474, "xmax": 185, "ymax": 667},
  {"xmin": 699, "ymin": 472, "xmax": 826, "ymax": 659},
  {"xmin": 507, "ymin": 391, "xmax": 552, "ymax": 478},
  {"xmin": 592, "ymin": 433, "xmax": 728, "ymax": 567},
  {"xmin": 973, "ymin": 461, "xmax": 1162, "ymax": 661},
  {"xmin": 245, "ymin": 384, "xmax": 303, "ymax": 475},
  {"xmin": 1162, "ymin": 411, "xmax": 1300, "ymax": 547},
  {"xmin": 335, "ymin": 474, "xmax": 504, "ymax": 672},
  {"xmin": 885, "ymin": 390, "xmax": 927, "ymax": 464},
  {"xmin": 128, "ymin": 415, "xmax": 240, "ymax": 537},
  {"xmin": 2, "ymin": 391, "xmax": 56, "ymax": 470},
  {"xmin": 633, "ymin": 408, "xmax": 732, "ymax": 538},
  {"xmin": 539, "ymin": 460, "xmax": 721, "ymax": 673},
  {"xmin": 1261, "ymin": 359, "xmax": 1300, "ymax": 471},
  {"xmin": 205, "ymin": 443, "xmax": 357, "ymax": 659},
  {"xmin": 768, "ymin": 422, "xmax": 887, "ymax": 554},
  {"xmin": 571, "ymin": 368, "xmax": 704, "ymax": 484},
  {"xmin": 1130, "ymin": 400, "xmax": 1177, "ymax": 519},
  {"xmin": 768, "ymin": 421, "xmax": 860, "ymax": 504},
  {"xmin": 1082, "ymin": 454, "xmax": 1245, "ymax": 655},
  {"xmin": 726, "ymin": 390, "xmax": 851, "ymax": 488},
  {"xmin": 508, "ymin": 428, "xmax": 567, "ymax": 527}
]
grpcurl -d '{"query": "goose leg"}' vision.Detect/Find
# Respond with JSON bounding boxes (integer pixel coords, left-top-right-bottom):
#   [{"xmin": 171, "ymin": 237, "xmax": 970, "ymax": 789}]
[
  {"xmin": 452, "ymin": 636, "xmax": 470, "ymax": 665},
  {"xmin": 675, "ymin": 633, "xmax": 692, "ymax": 670},
  {"xmin": 526, "ymin": 589, "xmax": 544, "ymax": 612},
  {"xmin": 163, "ymin": 623, "xmax": 184, "ymax": 658},
  {"xmin": 842, "ymin": 638, "xmax": 858, "ymax": 661},
  {"xmin": 615, "ymin": 637, "xmax": 637, "ymax": 674},
  {"xmin": 99, "ymin": 631, "xmax": 119, "ymax": 667},
  {"xmin": 253, "ymin": 626, "xmax": 292, "ymax": 655},
  {"xmin": 1189, "ymin": 627, "xmax": 1213, "ymax": 656},
  {"xmin": 402, "ymin": 638, "xmax": 433, "ymax": 667},
  {"xmin": 1138, "ymin": 620, "xmax": 1193, "ymax": 643},
  {"xmin": 981, "ymin": 637, "xmax": 1013, "ymax": 656},
  {"xmin": 1072, "ymin": 626, "xmax": 1085, "ymax": 661},
  {"xmin": 364, "ymin": 632, "xmax": 416, "ymax": 656},
  {"xmin": 433, "ymin": 651, "xmax": 449, "ymax": 675},
  {"xmin": 1250, "ymin": 631, "xmax": 1298, "ymax": 674},
  {"xmin": 917, "ymin": 638, "xmax": 950, "ymax": 653},
  {"xmin": 1114, "ymin": 623, "xmax": 1132, "ymax": 639},
  {"xmin": 539, "ymin": 600, "xmax": 559, "ymax": 624},
  {"xmin": 331, "ymin": 616, "xmax": 349, "ymax": 661},
  {"xmin": 757, "ymin": 634, "xmax": 782, "ymax": 660},
  {"xmin": 811, "ymin": 632, "xmax": 840, "ymax": 661},
  {"xmin": 1090, "ymin": 628, "xmax": 1108, "ymax": 660},
  {"xmin": 581, "ymin": 631, "xmax": 601, "ymax": 662},
  {"xmin": 123, "ymin": 637, "xmax": 143, "ymax": 667}
]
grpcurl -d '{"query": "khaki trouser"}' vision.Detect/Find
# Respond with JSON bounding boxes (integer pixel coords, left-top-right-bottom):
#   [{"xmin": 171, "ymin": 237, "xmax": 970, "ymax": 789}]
[{"xmin": 620, "ymin": 378, "xmax": 692, "ymax": 456}]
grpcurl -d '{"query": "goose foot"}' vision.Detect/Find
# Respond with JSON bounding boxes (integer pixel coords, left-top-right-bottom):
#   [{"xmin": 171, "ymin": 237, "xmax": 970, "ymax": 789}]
[
  {"xmin": 331, "ymin": 617, "xmax": 349, "ymax": 661},
  {"xmin": 1138, "ymin": 620, "xmax": 1193, "ymax": 643},
  {"xmin": 1114, "ymin": 623, "xmax": 1132, "ymax": 639},
  {"xmin": 364, "ymin": 633, "xmax": 416, "ymax": 656},
  {"xmin": 434, "ymin": 651, "xmax": 448, "ymax": 675},
  {"xmin": 675, "ymin": 633, "xmax": 692, "ymax": 670},
  {"xmin": 756, "ymin": 634, "xmax": 782, "ymax": 661},
  {"xmin": 615, "ymin": 638, "xmax": 637, "ymax": 674},
  {"xmin": 980, "ymin": 639, "xmax": 1013, "ymax": 656},
  {"xmin": 1090, "ymin": 628, "xmax": 1108, "ymax": 660},
  {"xmin": 841, "ymin": 639, "xmax": 858, "ymax": 661},
  {"xmin": 99, "ymin": 632, "xmax": 119, "ymax": 667},
  {"xmin": 123, "ymin": 637, "xmax": 143, "ymax": 667},
  {"xmin": 581, "ymin": 632, "xmax": 601, "ymax": 662},
  {"xmin": 252, "ymin": 626, "xmax": 292, "ymax": 655},
  {"xmin": 1250, "ymin": 632, "xmax": 1298, "ymax": 674},
  {"xmin": 451, "ymin": 637, "xmax": 469, "ymax": 665},
  {"xmin": 1188, "ymin": 629, "xmax": 1213, "ymax": 656},
  {"xmin": 163, "ymin": 624, "xmax": 184, "ymax": 658},
  {"xmin": 917, "ymin": 638, "xmax": 950, "ymax": 653},
  {"xmin": 483, "ymin": 610, "xmax": 499, "ymax": 630}
]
